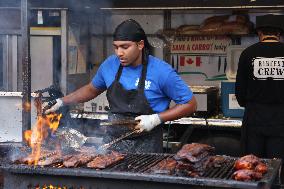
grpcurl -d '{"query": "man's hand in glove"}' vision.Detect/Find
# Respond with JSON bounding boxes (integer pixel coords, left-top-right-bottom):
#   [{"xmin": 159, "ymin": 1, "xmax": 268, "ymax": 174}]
[
  {"xmin": 42, "ymin": 98, "xmax": 63, "ymax": 114},
  {"xmin": 135, "ymin": 114, "xmax": 162, "ymax": 132}
]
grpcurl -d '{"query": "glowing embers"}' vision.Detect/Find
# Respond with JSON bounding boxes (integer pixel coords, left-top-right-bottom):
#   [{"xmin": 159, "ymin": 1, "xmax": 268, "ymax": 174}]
[{"xmin": 32, "ymin": 184, "xmax": 85, "ymax": 189}]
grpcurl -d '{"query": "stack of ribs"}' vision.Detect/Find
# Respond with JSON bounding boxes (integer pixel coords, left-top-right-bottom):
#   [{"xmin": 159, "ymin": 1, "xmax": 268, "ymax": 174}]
[
  {"xmin": 150, "ymin": 143, "xmax": 225, "ymax": 177},
  {"xmin": 14, "ymin": 147, "xmax": 125, "ymax": 170},
  {"xmin": 87, "ymin": 151, "xmax": 125, "ymax": 169},
  {"xmin": 232, "ymin": 154, "xmax": 268, "ymax": 181},
  {"xmin": 62, "ymin": 146, "xmax": 98, "ymax": 168},
  {"xmin": 14, "ymin": 149, "xmax": 59, "ymax": 165}
]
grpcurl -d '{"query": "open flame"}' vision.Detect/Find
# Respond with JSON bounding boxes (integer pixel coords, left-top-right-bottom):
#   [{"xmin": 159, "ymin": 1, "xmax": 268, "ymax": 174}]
[{"xmin": 24, "ymin": 113, "xmax": 62, "ymax": 165}]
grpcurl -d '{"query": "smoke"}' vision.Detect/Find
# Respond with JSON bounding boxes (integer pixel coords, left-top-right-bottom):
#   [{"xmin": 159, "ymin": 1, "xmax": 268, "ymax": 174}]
[{"xmin": 7, "ymin": 144, "xmax": 30, "ymax": 162}]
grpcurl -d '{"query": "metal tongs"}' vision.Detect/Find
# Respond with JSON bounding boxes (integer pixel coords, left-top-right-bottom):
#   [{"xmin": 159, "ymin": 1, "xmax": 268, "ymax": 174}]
[
  {"xmin": 54, "ymin": 127, "xmax": 140, "ymax": 151},
  {"xmin": 99, "ymin": 129, "xmax": 140, "ymax": 150},
  {"xmin": 34, "ymin": 85, "xmax": 64, "ymax": 115},
  {"xmin": 99, "ymin": 119, "xmax": 139, "ymax": 127}
]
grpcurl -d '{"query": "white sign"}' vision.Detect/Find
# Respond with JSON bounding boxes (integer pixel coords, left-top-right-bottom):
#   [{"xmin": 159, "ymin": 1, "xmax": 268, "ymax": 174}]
[
  {"xmin": 171, "ymin": 54, "xmax": 227, "ymax": 83},
  {"xmin": 171, "ymin": 35, "xmax": 231, "ymax": 54},
  {"xmin": 253, "ymin": 57, "xmax": 284, "ymax": 80}
]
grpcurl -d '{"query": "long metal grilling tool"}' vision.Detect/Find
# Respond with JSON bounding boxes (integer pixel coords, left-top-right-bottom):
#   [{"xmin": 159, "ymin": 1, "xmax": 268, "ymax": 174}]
[
  {"xmin": 99, "ymin": 130, "xmax": 140, "ymax": 150},
  {"xmin": 99, "ymin": 120, "xmax": 139, "ymax": 126}
]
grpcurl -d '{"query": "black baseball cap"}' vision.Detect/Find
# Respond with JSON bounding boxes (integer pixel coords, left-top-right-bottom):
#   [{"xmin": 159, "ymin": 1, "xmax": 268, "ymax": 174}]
[{"xmin": 256, "ymin": 14, "xmax": 284, "ymax": 33}]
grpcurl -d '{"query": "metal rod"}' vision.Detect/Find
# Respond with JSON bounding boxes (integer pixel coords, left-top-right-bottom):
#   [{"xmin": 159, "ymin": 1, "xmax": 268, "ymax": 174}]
[
  {"xmin": 163, "ymin": 10, "xmax": 171, "ymax": 64},
  {"xmin": 30, "ymin": 7, "xmax": 68, "ymax": 10},
  {"xmin": 0, "ymin": 7, "xmax": 20, "ymax": 10},
  {"xmin": 61, "ymin": 9, "xmax": 68, "ymax": 95},
  {"xmin": 102, "ymin": 11, "xmax": 107, "ymax": 60},
  {"xmin": 100, "ymin": 130, "xmax": 139, "ymax": 150},
  {"xmin": 100, "ymin": 5, "xmax": 284, "ymax": 10},
  {"xmin": 21, "ymin": 0, "xmax": 31, "ymax": 137},
  {"xmin": 0, "ymin": 29, "xmax": 21, "ymax": 35}
]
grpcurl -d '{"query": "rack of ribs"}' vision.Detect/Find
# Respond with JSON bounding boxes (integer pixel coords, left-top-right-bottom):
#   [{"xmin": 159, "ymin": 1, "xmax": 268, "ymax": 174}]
[
  {"xmin": 38, "ymin": 154, "xmax": 73, "ymax": 167},
  {"xmin": 13, "ymin": 150, "xmax": 58, "ymax": 165},
  {"xmin": 87, "ymin": 151, "xmax": 125, "ymax": 169},
  {"xmin": 148, "ymin": 143, "xmax": 223, "ymax": 177},
  {"xmin": 149, "ymin": 158, "xmax": 177, "ymax": 175},
  {"xmin": 174, "ymin": 143, "xmax": 215, "ymax": 163},
  {"xmin": 63, "ymin": 153, "xmax": 96, "ymax": 168}
]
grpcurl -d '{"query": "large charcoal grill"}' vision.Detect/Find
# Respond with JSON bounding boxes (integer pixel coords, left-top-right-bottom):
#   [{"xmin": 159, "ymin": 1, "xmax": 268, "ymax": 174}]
[{"xmin": 0, "ymin": 153, "xmax": 281, "ymax": 189}]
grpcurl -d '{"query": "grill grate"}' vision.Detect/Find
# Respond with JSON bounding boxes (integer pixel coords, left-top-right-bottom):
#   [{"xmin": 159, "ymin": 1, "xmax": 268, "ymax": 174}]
[
  {"xmin": 1, "ymin": 153, "xmax": 281, "ymax": 189},
  {"xmin": 106, "ymin": 154, "xmax": 237, "ymax": 179},
  {"xmin": 107, "ymin": 153, "xmax": 171, "ymax": 173},
  {"xmin": 202, "ymin": 159, "xmax": 235, "ymax": 179}
]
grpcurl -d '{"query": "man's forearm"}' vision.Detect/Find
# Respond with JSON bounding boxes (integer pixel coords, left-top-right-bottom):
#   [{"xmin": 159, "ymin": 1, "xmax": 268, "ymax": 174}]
[
  {"xmin": 159, "ymin": 96, "xmax": 197, "ymax": 122},
  {"xmin": 62, "ymin": 83, "xmax": 104, "ymax": 105}
]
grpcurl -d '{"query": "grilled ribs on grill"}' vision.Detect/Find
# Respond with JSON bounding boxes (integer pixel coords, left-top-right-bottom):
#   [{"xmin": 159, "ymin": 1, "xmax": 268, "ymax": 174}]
[
  {"xmin": 233, "ymin": 154, "xmax": 268, "ymax": 181},
  {"xmin": 150, "ymin": 156, "xmax": 216, "ymax": 177},
  {"xmin": 87, "ymin": 151, "xmax": 125, "ymax": 169},
  {"xmin": 233, "ymin": 169, "xmax": 263, "ymax": 181},
  {"xmin": 63, "ymin": 153, "xmax": 96, "ymax": 168},
  {"xmin": 38, "ymin": 154, "xmax": 73, "ymax": 167},
  {"xmin": 148, "ymin": 143, "xmax": 222, "ymax": 178},
  {"xmin": 175, "ymin": 155, "xmax": 224, "ymax": 177},
  {"xmin": 171, "ymin": 143, "xmax": 216, "ymax": 177},
  {"xmin": 14, "ymin": 150, "xmax": 58, "ymax": 164},
  {"xmin": 207, "ymin": 155, "xmax": 227, "ymax": 168},
  {"xmin": 150, "ymin": 158, "xmax": 177, "ymax": 175},
  {"xmin": 174, "ymin": 143, "xmax": 215, "ymax": 162}
]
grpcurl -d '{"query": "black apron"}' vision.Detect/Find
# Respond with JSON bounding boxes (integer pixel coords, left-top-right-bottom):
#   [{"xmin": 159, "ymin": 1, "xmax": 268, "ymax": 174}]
[
  {"xmin": 105, "ymin": 62, "xmax": 163, "ymax": 153},
  {"xmin": 241, "ymin": 102, "xmax": 284, "ymax": 155}
]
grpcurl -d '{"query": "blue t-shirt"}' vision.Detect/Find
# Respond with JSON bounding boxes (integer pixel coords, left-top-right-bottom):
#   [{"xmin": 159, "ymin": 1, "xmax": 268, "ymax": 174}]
[{"xmin": 92, "ymin": 55, "xmax": 193, "ymax": 113}]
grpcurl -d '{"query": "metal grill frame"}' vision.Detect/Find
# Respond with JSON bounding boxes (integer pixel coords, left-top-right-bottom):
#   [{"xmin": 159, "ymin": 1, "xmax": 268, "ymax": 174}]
[{"xmin": 0, "ymin": 153, "xmax": 281, "ymax": 189}]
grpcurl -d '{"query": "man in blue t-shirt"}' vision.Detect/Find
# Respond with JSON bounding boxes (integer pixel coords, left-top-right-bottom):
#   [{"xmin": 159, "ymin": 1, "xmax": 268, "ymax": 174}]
[{"xmin": 43, "ymin": 19, "xmax": 197, "ymax": 153}]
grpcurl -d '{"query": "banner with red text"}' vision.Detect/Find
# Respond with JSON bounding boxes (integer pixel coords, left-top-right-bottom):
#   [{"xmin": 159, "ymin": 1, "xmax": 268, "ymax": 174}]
[{"xmin": 171, "ymin": 35, "xmax": 231, "ymax": 54}]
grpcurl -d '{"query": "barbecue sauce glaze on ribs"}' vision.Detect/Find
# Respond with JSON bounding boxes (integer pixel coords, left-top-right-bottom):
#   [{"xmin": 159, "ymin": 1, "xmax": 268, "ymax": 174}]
[
  {"xmin": 150, "ymin": 143, "xmax": 225, "ymax": 177},
  {"xmin": 174, "ymin": 143, "xmax": 215, "ymax": 162},
  {"xmin": 86, "ymin": 151, "xmax": 125, "ymax": 169},
  {"xmin": 150, "ymin": 158, "xmax": 177, "ymax": 175}
]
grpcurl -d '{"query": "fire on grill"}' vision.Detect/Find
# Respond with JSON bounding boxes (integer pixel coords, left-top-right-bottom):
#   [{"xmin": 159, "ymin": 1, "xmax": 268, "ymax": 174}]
[{"xmin": 22, "ymin": 112, "xmax": 62, "ymax": 165}]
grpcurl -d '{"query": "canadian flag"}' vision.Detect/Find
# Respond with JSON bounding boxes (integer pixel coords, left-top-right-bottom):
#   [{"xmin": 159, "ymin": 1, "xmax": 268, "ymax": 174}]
[{"xmin": 180, "ymin": 56, "xmax": 202, "ymax": 67}]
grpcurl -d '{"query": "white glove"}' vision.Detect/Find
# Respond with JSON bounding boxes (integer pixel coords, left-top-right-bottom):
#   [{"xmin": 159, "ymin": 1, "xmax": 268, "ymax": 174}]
[
  {"xmin": 135, "ymin": 114, "xmax": 162, "ymax": 132},
  {"xmin": 43, "ymin": 98, "xmax": 63, "ymax": 114}
]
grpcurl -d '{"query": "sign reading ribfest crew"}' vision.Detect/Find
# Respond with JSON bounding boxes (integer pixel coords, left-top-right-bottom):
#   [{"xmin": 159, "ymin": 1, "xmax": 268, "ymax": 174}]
[{"xmin": 253, "ymin": 57, "xmax": 284, "ymax": 80}]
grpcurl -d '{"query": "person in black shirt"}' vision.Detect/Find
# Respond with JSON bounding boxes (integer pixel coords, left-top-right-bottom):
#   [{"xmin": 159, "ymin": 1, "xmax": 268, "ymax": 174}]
[{"xmin": 236, "ymin": 14, "xmax": 284, "ymax": 181}]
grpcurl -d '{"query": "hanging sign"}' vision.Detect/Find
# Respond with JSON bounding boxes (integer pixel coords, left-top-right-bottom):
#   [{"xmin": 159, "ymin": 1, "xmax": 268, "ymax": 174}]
[{"xmin": 171, "ymin": 35, "xmax": 231, "ymax": 54}]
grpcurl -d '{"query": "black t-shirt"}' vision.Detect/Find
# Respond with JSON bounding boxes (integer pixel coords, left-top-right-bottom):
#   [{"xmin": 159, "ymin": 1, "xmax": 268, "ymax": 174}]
[{"xmin": 235, "ymin": 42, "xmax": 284, "ymax": 107}]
